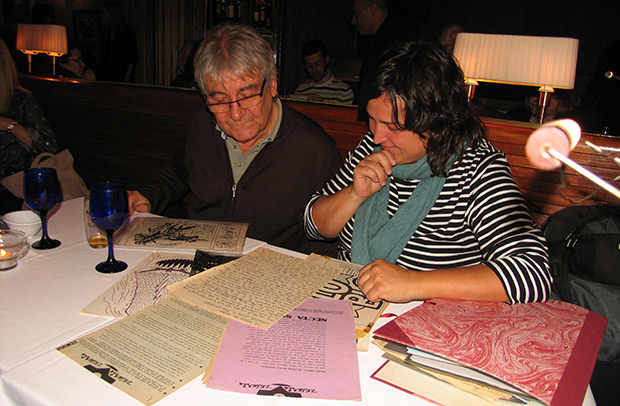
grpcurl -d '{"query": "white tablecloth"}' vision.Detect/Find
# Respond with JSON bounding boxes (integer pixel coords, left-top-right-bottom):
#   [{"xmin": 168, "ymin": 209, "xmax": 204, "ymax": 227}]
[{"xmin": 0, "ymin": 198, "xmax": 596, "ymax": 406}]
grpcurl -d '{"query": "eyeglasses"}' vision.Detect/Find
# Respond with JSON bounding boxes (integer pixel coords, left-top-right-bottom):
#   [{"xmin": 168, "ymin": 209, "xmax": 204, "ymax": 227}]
[
  {"xmin": 205, "ymin": 79, "xmax": 267, "ymax": 113},
  {"xmin": 67, "ymin": 58, "xmax": 83, "ymax": 63}
]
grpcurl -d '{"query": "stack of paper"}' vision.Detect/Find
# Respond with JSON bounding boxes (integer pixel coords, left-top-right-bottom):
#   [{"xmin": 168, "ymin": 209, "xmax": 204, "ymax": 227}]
[
  {"xmin": 371, "ymin": 299, "xmax": 607, "ymax": 406},
  {"xmin": 60, "ymin": 248, "xmax": 360, "ymax": 404}
]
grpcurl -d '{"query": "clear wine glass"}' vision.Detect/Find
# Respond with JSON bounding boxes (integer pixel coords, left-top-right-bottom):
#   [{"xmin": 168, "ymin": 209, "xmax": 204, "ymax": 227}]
[
  {"xmin": 23, "ymin": 167, "xmax": 61, "ymax": 250},
  {"xmin": 89, "ymin": 182, "xmax": 129, "ymax": 273}
]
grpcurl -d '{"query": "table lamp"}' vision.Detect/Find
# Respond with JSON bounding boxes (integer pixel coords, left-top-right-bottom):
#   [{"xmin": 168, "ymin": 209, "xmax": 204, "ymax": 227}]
[
  {"xmin": 453, "ymin": 33, "xmax": 579, "ymax": 124},
  {"xmin": 16, "ymin": 24, "xmax": 68, "ymax": 75}
]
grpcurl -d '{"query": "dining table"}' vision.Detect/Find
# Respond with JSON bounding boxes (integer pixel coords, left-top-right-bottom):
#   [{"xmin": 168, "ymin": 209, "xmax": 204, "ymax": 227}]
[{"xmin": 0, "ymin": 197, "xmax": 597, "ymax": 406}]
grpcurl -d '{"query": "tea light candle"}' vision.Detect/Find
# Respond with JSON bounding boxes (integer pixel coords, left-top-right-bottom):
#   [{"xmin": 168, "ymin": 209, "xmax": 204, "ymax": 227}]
[{"xmin": 0, "ymin": 230, "xmax": 29, "ymax": 271}]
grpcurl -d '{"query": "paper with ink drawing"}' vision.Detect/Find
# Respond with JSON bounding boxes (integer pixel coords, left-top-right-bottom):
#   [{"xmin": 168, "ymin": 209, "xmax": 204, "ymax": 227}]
[
  {"xmin": 204, "ymin": 297, "xmax": 362, "ymax": 401},
  {"xmin": 115, "ymin": 216, "xmax": 249, "ymax": 255},
  {"xmin": 307, "ymin": 253, "xmax": 387, "ymax": 338},
  {"xmin": 82, "ymin": 251, "xmax": 194, "ymax": 317},
  {"xmin": 167, "ymin": 248, "xmax": 340, "ymax": 329}
]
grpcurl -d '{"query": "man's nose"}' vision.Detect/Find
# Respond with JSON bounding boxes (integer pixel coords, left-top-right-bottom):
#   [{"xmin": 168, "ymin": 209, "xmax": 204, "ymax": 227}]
[{"xmin": 229, "ymin": 101, "xmax": 245, "ymax": 119}]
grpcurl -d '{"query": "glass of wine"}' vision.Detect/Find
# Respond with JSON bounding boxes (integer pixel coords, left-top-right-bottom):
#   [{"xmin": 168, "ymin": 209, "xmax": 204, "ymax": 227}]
[
  {"xmin": 89, "ymin": 182, "xmax": 129, "ymax": 273},
  {"xmin": 83, "ymin": 193, "xmax": 107, "ymax": 249},
  {"xmin": 23, "ymin": 167, "xmax": 61, "ymax": 249}
]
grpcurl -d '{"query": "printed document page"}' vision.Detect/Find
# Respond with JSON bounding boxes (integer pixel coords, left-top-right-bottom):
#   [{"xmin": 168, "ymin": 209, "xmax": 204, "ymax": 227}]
[
  {"xmin": 58, "ymin": 297, "xmax": 228, "ymax": 405},
  {"xmin": 205, "ymin": 297, "xmax": 362, "ymax": 401}
]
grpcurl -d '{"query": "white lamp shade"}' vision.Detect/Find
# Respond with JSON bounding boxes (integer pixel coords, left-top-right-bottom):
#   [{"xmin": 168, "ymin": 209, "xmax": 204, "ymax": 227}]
[
  {"xmin": 453, "ymin": 33, "xmax": 579, "ymax": 89},
  {"xmin": 16, "ymin": 24, "xmax": 68, "ymax": 56}
]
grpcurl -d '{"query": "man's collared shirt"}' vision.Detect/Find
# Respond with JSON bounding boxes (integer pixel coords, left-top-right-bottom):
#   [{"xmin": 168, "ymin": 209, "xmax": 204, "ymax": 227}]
[{"xmin": 219, "ymin": 98, "xmax": 283, "ymax": 184}]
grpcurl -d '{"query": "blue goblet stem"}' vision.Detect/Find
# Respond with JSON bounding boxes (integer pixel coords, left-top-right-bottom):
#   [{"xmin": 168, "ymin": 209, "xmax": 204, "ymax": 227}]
[
  {"xmin": 39, "ymin": 209, "xmax": 50, "ymax": 241},
  {"xmin": 105, "ymin": 229, "xmax": 115, "ymax": 264},
  {"xmin": 95, "ymin": 229, "xmax": 127, "ymax": 273},
  {"xmin": 31, "ymin": 208, "xmax": 61, "ymax": 249}
]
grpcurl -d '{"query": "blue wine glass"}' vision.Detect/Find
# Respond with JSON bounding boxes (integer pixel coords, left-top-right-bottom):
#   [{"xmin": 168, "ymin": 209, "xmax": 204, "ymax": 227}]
[
  {"xmin": 89, "ymin": 182, "xmax": 129, "ymax": 273},
  {"xmin": 23, "ymin": 167, "xmax": 61, "ymax": 250}
]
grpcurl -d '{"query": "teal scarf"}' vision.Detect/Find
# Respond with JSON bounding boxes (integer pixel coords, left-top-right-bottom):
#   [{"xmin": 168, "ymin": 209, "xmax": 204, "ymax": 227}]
[{"xmin": 351, "ymin": 155, "xmax": 447, "ymax": 265}]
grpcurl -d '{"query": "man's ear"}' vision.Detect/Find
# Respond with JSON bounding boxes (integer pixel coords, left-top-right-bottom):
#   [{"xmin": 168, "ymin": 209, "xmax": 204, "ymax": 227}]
[
  {"xmin": 325, "ymin": 54, "xmax": 330, "ymax": 65},
  {"xmin": 268, "ymin": 77, "xmax": 278, "ymax": 98},
  {"xmin": 367, "ymin": 3, "xmax": 378, "ymax": 16}
]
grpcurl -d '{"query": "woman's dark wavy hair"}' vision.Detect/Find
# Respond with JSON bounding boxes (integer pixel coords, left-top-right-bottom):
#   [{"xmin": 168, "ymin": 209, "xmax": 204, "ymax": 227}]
[{"xmin": 359, "ymin": 40, "xmax": 486, "ymax": 177}]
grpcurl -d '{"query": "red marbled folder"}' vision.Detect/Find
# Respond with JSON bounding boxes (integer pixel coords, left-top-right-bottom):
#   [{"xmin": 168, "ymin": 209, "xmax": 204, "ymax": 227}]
[{"xmin": 373, "ymin": 299, "xmax": 607, "ymax": 406}]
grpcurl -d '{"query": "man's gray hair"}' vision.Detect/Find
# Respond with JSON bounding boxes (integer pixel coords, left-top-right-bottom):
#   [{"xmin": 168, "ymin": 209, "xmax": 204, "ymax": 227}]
[{"xmin": 194, "ymin": 24, "xmax": 276, "ymax": 95}]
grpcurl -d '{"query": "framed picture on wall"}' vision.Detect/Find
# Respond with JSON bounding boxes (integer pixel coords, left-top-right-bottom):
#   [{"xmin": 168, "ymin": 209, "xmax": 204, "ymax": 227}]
[{"xmin": 73, "ymin": 10, "xmax": 100, "ymax": 45}]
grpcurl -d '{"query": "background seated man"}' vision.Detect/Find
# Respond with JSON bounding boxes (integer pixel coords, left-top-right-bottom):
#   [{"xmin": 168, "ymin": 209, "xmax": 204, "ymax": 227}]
[
  {"xmin": 128, "ymin": 24, "xmax": 342, "ymax": 255},
  {"xmin": 304, "ymin": 40, "xmax": 551, "ymax": 304},
  {"xmin": 293, "ymin": 39, "xmax": 354, "ymax": 104}
]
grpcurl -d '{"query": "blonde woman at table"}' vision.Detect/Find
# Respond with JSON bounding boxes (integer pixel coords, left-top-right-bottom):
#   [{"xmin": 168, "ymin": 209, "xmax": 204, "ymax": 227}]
[
  {"xmin": 0, "ymin": 37, "xmax": 57, "ymax": 214},
  {"xmin": 304, "ymin": 40, "xmax": 551, "ymax": 305}
]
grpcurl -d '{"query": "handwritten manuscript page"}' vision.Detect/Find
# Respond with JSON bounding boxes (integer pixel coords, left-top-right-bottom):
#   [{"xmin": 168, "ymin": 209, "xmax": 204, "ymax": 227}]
[{"xmin": 168, "ymin": 248, "xmax": 340, "ymax": 329}]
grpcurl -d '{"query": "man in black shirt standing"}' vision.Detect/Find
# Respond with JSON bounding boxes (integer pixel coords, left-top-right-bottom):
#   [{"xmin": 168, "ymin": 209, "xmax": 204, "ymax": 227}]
[{"xmin": 351, "ymin": 0, "xmax": 413, "ymax": 114}]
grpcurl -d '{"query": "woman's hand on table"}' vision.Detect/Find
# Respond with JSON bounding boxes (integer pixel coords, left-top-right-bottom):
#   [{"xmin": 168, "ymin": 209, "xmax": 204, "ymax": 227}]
[
  {"xmin": 358, "ymin": 260, "xmax": 510, "ymax": 304},
  {"xmin": 357, "ymin": 259, "xmax": 419, "ymax": 303}
]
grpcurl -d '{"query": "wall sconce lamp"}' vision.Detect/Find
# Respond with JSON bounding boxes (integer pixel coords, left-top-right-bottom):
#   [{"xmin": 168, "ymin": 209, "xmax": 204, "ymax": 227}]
[
  {"xmin": 16, "ymin": 24, "xmax": 68, "ymax": 76},
  {"xmin": 453, "ymin": 33, "xmax": 579, "ymax": 124}
]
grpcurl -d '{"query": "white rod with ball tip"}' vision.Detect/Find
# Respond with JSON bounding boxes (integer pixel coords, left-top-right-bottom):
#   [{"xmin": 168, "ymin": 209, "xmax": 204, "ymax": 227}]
[{"xmin": 545, "ymin": 147, "xmax": 620, "ymax": 200}]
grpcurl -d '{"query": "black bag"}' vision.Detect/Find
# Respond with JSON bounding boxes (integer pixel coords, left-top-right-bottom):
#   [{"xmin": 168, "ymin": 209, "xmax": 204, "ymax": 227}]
[{"xmin": 542, "ymin": 204, "xmax": 620, "ymax": 363}]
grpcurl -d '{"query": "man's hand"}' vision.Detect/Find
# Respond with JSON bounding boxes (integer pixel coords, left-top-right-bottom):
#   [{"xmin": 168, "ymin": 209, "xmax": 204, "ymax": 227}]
[{"xmin": 127, "ymin": 190, "xmax": 151, "ymax": 216}]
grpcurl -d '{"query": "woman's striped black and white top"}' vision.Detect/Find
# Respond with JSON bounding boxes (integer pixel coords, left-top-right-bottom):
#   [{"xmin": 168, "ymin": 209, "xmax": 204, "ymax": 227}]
[{"xmin": 304, "ymin": 133, "xmax": 552, "ymax": 304}]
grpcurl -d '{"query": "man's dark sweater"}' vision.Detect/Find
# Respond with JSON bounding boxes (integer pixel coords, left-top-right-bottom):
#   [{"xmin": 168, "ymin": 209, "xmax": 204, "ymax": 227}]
[{"xmin": 140, "ymin": 102, "xmax": 343, "ymax": 254}]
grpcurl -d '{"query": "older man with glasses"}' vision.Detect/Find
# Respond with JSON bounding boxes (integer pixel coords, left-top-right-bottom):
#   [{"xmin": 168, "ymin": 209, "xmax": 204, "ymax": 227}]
[{"xmin": 128, "ymin": 24, "xmax": 342, "ymax": 255}]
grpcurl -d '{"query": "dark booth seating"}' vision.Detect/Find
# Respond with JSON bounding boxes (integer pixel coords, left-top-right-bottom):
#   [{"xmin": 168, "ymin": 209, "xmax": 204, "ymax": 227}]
[{"xmin": 20, "ymin": 75, "xmax": 620, "ymax": 226}]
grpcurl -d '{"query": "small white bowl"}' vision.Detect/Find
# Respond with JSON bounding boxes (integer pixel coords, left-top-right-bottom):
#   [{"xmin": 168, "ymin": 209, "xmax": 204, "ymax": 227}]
[{"xmin": 3, "ymin": 210, "xmax": 42, "ymax": 237}]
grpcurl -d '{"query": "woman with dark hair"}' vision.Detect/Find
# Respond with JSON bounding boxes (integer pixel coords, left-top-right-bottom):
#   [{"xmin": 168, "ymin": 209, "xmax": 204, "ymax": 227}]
[{"xmin": 304, "ymin": 40, "xmax": 551, "ymax": 304}]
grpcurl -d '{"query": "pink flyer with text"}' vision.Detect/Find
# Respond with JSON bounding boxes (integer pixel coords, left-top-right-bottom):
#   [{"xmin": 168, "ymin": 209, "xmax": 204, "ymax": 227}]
[{"xmin": 205, "ymin": 297, "xmax": 362, "ymax": 401}]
